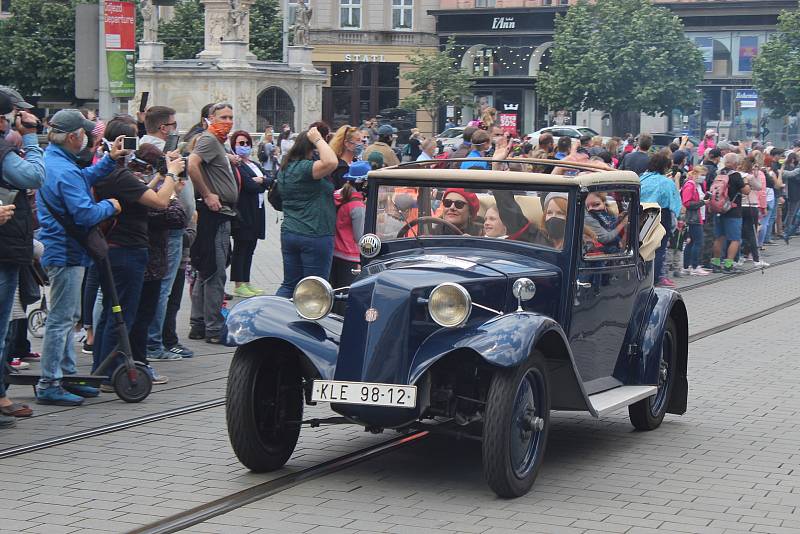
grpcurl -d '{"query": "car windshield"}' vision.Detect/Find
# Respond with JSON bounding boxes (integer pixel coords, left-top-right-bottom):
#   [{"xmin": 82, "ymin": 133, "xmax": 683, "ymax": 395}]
[
  {"xmin": 437, "ymin": 128, "xmax": 463, "ymax": 138},
  {"xmin": 578, "ymin": 128, "xmax": 599, "ymax": 137},
  {"xmin": 374, "ymin": 184, "xmax": 570, "ymax": 250}
]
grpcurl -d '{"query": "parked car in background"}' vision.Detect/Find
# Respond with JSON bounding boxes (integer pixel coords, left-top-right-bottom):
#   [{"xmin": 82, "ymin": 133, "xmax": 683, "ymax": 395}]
[
  {"xmin": 527, "ymin": 125, "xmax": 607, "ymax": 147},
  {"xmin": 435, "ymin": 126, "xmax": 465, "ymax": 151}
]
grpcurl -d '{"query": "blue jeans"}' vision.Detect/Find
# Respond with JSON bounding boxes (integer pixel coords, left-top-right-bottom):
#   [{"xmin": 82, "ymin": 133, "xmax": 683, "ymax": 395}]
[
  {"xmin": 276, "ymin": 232, "xmax": 334, "ymax": 298},
  {"xmin": 783, "ymin": 200, "xmax": 800, "ymax": 239},
  {"xmin": 654, "ymin": 212, "xmax": 672, "ymax": 281},
  {"xmin": 82, "ymin": 265, "xmax": 101, "ymax": 329},
  {"xmin": 0, "ymin": 264, "xmax": 20, "ymax": 398},
  {"xmin": 146, "ymin": 229, "xmax": 183, "ymax": 355},
  {"xmin": 758, "ymin": 198, "xmax": 775, "ymax": 246},
  {"xmin": 683, "ymin": 223, "xmax": 704, "ymax": 269},
  {"xmin": 92, "ymin": 248, "xmax": 148, "ymax": 373},
  {"xmin": 39, "ymin": 265, "xmax": 85, "ymax": 389}
]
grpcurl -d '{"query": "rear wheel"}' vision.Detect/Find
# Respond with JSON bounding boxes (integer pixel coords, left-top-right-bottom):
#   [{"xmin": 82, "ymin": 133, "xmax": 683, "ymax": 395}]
[
  {"xmin": 629, "ymin": 318, "xmax": 677, "ymax": 430},
  {"xmin": 226, "ymin": 343, "xmax": 303, "ymax": 472},
  {"xmin": 483, "ymin": 351, "xmax": 550, "ymax": 498},
  {"xmin": 27, "ymin": 309, "xmax": 46, "ymax": 338}
]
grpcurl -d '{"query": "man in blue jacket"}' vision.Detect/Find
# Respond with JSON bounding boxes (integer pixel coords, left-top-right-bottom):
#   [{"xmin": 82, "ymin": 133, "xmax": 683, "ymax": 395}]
[{"xmin": 36, "ymin": 109, "xmax": 126, "ymax": 406}]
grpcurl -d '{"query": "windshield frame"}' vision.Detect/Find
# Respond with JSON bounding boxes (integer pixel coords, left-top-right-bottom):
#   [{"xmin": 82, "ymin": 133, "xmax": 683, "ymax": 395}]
[{"xmin": 365, "ymin": 178, "xmax": 579, "ymax": 254}]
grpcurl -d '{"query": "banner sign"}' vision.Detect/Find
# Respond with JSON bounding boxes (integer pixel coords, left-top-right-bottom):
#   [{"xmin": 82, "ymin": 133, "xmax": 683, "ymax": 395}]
[
  {"xmin": 738, "ymin": 36, "xmax": 759, "ymax": 72},
  {"xmin": 499, "ymin": 113, "xmax": 518, "ymax": 135},
  {"xmin": 104, "ymin": 1, "xmax": 136, "ymax": 97},
  {"xmin": 694, "ymin": 37, "xmax": 713, "ymax": 73}
]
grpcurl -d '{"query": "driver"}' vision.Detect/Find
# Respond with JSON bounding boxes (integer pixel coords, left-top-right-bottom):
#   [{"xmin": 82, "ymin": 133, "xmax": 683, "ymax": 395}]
[{"xmin": 440, "ymin": 188, "xmax": 482, "ymax": 235}]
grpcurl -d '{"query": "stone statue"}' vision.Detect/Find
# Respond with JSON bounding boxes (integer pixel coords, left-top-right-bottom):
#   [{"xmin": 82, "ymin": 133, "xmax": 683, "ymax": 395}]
[
  {"xmin": 293, "ymin": 1, "xmax": 312, "ymax": 46},
  {"xmin": 227, "ymin": 0, "xmax": 248, "ymax": 41},
  {"xmin": 141, "ymin": 0, "xmax": 158, "ymax": 43}
]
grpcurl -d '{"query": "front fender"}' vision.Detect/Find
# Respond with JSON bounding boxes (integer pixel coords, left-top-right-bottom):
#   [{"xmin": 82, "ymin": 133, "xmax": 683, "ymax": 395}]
[{"xmin": 224, "ymin": 296, "xmax": 341, "ymax": 380}]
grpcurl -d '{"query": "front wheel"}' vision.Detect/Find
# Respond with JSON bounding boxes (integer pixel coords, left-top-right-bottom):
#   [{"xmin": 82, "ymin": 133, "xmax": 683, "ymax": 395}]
[
  {"xmin": 226, "ymin": 343, "xmax": 303, "ymax": 472},
  {"xmin": 482, "ymin": 352, "xmax": 550, "ymax": 498},
  {"xmin": 629, "ymin": 318, "xmax": 678, "ymax": 430},
  {"xmin": 112, "ymin": 362, "xmax": 152, "ymax": 403}
]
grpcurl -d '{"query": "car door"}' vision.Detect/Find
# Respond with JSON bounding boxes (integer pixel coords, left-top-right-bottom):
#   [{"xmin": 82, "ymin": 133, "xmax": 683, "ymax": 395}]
[{"xmin": 568, "ymin": 189, "xmax": 639, "ymax": 393}]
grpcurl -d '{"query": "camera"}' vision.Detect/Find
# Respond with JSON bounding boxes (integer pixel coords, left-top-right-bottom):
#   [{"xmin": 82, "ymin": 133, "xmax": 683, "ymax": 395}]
[{"xmin": 122, "ymin": 136, "xmax": 138, "ymax": 150}]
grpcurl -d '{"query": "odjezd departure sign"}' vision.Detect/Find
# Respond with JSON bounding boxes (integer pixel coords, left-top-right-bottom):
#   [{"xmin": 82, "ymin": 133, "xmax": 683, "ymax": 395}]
[{"xmin": 104, "ymin": 1, "xmax": 136, "ymax": 98}]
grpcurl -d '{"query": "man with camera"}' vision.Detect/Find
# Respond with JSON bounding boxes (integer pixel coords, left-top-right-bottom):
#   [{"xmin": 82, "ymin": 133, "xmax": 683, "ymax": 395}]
[
  {"xmin": 0, "ymin": 86, "xmax": 47, "ymax": 426},
  {"xmin": 36, "ymin": 109, "xmax": 129, "ymax": 406}
]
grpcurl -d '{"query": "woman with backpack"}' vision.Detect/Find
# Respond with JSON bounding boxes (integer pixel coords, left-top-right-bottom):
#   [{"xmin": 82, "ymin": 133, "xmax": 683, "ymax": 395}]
[
  {"xmin": 680, "ymin": 169, "xmax": 710, "ymax": 276},
  {"xmin": 330, "ymin": 162, "xmax": 368, "ymax": 307}
]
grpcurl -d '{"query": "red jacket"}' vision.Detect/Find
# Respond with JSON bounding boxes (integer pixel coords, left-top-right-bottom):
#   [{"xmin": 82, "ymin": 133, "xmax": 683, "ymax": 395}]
[{"xmin": 333, "ymin": 189, "xmax": 366, "ymax": 263}]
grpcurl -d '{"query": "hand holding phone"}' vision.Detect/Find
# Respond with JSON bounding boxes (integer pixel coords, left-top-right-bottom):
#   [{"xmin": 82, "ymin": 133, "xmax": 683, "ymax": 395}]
[{"xmin": 122, "ymin": 136, "xmax": 138, "ymax": 151}]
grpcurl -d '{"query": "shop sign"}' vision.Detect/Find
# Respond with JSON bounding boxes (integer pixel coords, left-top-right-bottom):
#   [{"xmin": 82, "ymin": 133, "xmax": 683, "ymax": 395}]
[
  {"xmin": 491, "ymin": 17, "xmax": 515, "ymax": 30},
  {"xmin": 735, "ymin": 89, "xmax": 758, "ymax": 100},
  {"xmin": 343, "ymin": 54, "xmax": 386, "ymax": 62}
]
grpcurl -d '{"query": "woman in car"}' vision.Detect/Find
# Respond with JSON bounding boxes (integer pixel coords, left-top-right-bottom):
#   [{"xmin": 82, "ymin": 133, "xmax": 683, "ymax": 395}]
[
  {"xmin": 541, "ymin": 193, "xmax": 569, "ymax": 249},
  {"xmin": 440, "ymin": 188, "xmax": 483, "ymax": 235},
  {"xmin": 583, "ymin": 191, "xmax": 628, "ymax": 254},
  {"xmin": 483, "ymin": 206, "xmax": 508, "ymax": 238}
]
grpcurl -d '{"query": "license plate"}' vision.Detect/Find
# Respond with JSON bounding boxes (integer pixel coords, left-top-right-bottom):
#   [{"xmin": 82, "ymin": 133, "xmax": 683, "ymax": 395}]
[{"xmin": 311, "ymin": 380, "xmax": 417, "ymax": 408}]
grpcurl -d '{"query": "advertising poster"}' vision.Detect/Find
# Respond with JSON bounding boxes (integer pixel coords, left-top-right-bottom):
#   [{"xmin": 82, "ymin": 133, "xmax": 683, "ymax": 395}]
[
  {"xmin": 738, "ymin": 36, "xmax": 759, "ymax": 73},
  {"xmin": 104, "ymin": 1, "xmax": 136, "ymax": 97},
  {"xmin": 499, "ymin": 113, "xmax": 518, "ymax": 136}
]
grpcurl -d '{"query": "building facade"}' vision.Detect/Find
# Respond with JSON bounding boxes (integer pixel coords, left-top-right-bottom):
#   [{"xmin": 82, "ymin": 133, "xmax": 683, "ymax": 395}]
[
  {"xmin": 307, "ymin": 0, "xmax": 439, "ymax": 136},
  {"xmin": 431, "ymin": 0, "xmax": 799, "ymax": 144}
]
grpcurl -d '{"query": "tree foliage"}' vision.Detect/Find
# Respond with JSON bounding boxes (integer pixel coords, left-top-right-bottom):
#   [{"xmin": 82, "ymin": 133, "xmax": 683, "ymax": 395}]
[
  {"xmin": 0, "ymin": 0, "xmax": 79, "ymax": 98},
  {"xmin": 400, "ymin": 37, "xmax": 473, "ymax": 132},
  {"xmin": 538, "ymin": 0, "xmax": 704, "ymax": 132},
  {"xmin": 159, "ymin": 0, "xmax": 281, "ymax": 61},
  {"xmin": 753, "ymin": 8, "xmax": 800, "ymax": 117}
]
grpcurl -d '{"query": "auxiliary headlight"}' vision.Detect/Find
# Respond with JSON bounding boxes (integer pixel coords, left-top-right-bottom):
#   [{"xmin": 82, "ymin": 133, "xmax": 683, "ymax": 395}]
[
  {"xmin": 293, "ymin": 276, "xmax": 334, "ymax": 320},
  {"xmin": 428, "ymin": 283, "xmax": 472, "ymax": 328}
]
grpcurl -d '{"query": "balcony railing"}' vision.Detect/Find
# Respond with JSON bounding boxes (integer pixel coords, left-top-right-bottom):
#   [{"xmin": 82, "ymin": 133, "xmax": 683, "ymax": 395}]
[{"xmin": 310, "ymin": 30, "xmax": 438, "ymax": 48}]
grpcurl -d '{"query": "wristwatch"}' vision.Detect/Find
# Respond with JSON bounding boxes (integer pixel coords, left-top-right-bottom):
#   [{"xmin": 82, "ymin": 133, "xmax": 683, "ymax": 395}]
[{"xmin": 165, "ymin": 172, "xmax": 178, "ymax": 183}]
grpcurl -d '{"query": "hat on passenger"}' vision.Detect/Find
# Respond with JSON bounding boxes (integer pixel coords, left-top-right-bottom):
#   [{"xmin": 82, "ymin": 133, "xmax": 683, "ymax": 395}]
[
  {"xmin": 344, "ymin": 161, "xmax": 371, "ymax": 182},
  {"xmin": 443, "ymin": 188, "xmax": 480, "ymax": 217},
  {"xmin": 544, "ymin": 192, "xmax": 569, "ymax": 210},
  {"xmin": 50, "ymin": 109, "xmax": 95, "ymax": 134},
  {"xmin": 377, "ymin": 124, "xmax": 397, "ymax": 136}
]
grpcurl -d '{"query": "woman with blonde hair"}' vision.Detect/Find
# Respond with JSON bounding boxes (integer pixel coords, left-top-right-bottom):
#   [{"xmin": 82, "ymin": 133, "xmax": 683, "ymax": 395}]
[
  {"xmin": 481, "ymin": 107, "xmax": 497, "ymax": 129},
  {"xmin": 328, "ymin": 125, "xmax": 365, "ymax": 188}
]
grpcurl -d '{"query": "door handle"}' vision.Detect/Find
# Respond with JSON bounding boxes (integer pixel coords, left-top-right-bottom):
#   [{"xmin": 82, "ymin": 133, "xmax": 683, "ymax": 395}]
[{"xmin": 576, "ymin": 280, "xmax": 591, "ymax": 288}]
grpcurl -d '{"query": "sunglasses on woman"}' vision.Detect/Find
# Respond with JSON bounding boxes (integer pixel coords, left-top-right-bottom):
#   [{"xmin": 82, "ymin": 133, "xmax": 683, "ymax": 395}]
[
  {"xmin": 236, "ymin": 140, "xmax": 252, "ymax": 146},
  {"xmin": 443, "ymin": 199, "xmax": 467, "ymax": 209}
]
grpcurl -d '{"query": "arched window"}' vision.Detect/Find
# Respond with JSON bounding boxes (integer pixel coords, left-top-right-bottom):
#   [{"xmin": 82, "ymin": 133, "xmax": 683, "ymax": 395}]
[{"xmin": 257, "ymin": 87, "xmax": 294, "ymax": 132}]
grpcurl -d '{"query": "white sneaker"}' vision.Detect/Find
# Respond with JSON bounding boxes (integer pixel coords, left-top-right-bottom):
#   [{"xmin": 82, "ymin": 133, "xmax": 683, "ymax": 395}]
[
  {"xmin": 754, "ymin": 260, "xmax": 770, "ymax": 268},
  {"xmin": 680, "ymin": 268, "xmax": 693, "ymax": 276},
  {"xmin": 691, "ymin": 267, "xmax": 710, "ymax": 276}
]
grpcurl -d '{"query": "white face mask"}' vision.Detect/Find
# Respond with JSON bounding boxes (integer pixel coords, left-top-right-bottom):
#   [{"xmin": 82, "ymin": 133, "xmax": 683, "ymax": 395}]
[{"xmin": 79, "ymin": 132, "xmax": 89, "ymax": 151}]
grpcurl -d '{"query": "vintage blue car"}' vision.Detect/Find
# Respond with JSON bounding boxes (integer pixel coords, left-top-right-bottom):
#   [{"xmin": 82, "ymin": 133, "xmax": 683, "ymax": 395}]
[{"xmin": 224, "ymin": 160, "xmax": 689, "ymax": 498}]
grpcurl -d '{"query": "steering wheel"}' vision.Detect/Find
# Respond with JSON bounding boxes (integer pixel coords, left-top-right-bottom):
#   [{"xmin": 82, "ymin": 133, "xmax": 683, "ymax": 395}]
[{"xmin": 396, "ymin": 216, "xmax": 464, "ymax": 238}]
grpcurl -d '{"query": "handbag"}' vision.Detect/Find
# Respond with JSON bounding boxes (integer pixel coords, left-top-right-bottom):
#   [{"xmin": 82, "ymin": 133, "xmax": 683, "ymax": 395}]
[
  {"xmin": 267, "ymin": 170, "xmax": 283, "ymax": 211},
  {"xmin": 17, "ymin": 265, "xmax": 41, "ymax": 307},
  {"xmin": 40, "ymin": 192, "xmax": 110, "ymax": 261}
]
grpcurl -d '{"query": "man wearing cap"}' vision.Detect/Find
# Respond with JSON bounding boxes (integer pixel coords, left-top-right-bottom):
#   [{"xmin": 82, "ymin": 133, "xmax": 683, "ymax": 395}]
[
  {"xmin": 36, "ymin": 109, "xmax": 127, "ymax": 406},
  {"xmin": 362, "ymin": 124, "xmax": 400, "ymax": 167},
  {"xmin": 0, "ymin": 87, "xmax": 47, "ymax": 426}
]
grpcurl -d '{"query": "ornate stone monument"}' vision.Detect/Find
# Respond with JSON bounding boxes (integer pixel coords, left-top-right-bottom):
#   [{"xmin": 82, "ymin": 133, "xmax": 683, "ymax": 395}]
[
  {"xmin": 138, "ymin": 0, "xmax": 165, "ymax": 63},
  {"xmin": 135, "ymin": 0, "xmax": 324, "ymax": 132}
]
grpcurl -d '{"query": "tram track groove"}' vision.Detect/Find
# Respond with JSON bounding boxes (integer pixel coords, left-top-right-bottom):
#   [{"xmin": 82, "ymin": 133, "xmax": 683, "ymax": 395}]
[
  {"xmin": 125, "ymin": 430, "xmax": 430, "ymax": 534},
  {"xmin": 3, "ymin": 262, "xmax": 799, "ymax": 460}
]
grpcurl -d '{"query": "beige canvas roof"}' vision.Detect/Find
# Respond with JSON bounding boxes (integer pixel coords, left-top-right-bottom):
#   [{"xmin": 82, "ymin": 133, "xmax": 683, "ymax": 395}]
[{"xmin": 368, "ymin": 159, "xmax": 640, "ymax": 188}]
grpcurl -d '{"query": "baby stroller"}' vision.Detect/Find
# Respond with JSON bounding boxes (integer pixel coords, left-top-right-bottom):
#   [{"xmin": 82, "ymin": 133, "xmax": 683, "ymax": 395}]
[{"xmin": 26, "ymin": 259, "xmax": 48, "ymax": 339}]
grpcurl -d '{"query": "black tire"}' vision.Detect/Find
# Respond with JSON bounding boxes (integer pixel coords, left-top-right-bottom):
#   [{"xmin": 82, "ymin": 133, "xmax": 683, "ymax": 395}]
[
  {"xmin": 226, "ymin": 343, "xmax": 303, "ymax": 472},
  {"xmin": 629, "ymin": 318, "xmax": 678, "ymax": 430},
  {"xmin": 112, "ymin": 363, "xmax": 152, "ymax": 403},
  {"xmin": 483, "ymin": 351, "xmax": 550, "ymax": 498}
]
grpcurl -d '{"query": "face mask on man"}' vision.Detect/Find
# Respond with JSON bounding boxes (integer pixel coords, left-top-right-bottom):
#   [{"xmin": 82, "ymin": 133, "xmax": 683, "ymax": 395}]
[{"xmin": 208, "ymin": 121, "xmax": 232, "ymax": 142}]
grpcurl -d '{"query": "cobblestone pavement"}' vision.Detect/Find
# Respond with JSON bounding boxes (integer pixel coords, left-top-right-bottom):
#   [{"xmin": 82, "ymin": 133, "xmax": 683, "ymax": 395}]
[{"xmin": 2, "ymin": 209, "xmax": 800, "ymax": 533}]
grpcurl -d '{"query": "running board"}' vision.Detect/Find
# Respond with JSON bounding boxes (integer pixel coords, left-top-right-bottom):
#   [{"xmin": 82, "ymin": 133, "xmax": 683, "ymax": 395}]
[{"xmin": 588, "ymin": 386, "xmax": 657, "ymax": 416}]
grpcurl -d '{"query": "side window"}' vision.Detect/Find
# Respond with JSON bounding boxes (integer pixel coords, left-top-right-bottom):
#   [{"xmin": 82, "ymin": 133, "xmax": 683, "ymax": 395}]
[{"xmin": 582, "ymin": 191, "xmax": 634, "ymax": 259}]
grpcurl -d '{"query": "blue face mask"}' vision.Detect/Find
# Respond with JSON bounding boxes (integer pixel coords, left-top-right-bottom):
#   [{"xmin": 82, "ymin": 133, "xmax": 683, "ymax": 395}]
[{"xmin": 235, "ymin": 145, "xmax": 252, "ymax": 158}]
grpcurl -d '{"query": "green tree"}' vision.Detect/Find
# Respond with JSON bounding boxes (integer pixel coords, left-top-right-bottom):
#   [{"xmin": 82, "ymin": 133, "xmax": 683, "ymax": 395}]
[
  {"xmin": 538, "ymin": 0, "xmax": 704, "ymax": 135},
  {"xmin": 0, "ymin": 0, "xmax": 79, "ymax": 98},
  {"xmin": 158, "ymin": 0, "xmax": 281, "ymax": 61},
  {"xmin": 400, "ymin": 37, "xmax": 473, "ymax": 134},
  {"xmin": 159, "ymin": 0, "xmax": 205, "ymax": 60},
  {"xmin": 753, "ymin": 8, "xmax": 800, "ymax": 117}
]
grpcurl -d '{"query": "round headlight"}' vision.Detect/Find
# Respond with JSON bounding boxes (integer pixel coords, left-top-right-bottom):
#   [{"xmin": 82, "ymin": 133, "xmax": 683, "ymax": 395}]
[
  {"xmin": 428, "ymin": 283, "xmax": 472, "ymax": 328},
  {"xmin": 293, "ymin": 276, "xmax": 334, "ymax": 320}
]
